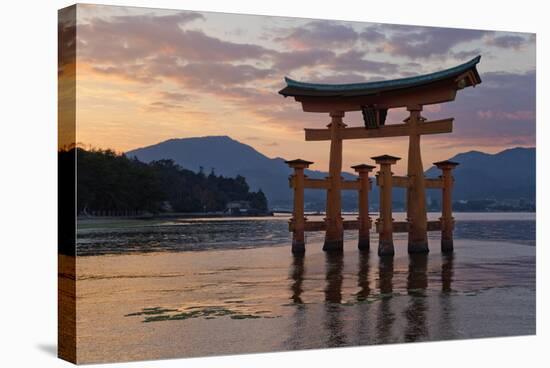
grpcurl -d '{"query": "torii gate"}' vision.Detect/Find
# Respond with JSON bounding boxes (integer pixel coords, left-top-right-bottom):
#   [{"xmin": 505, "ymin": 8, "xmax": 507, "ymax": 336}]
[{"xmin": 279, "ymin": 56, "xmax": 481, "ymax": 256}]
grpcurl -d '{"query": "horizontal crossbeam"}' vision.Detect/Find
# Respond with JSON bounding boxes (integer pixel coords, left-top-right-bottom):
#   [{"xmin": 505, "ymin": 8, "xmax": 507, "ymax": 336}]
[
  {"xmin": 392, "ymin": 176, "xmax": 410, "ymax": 188},
  {"xmin": 375, "ymin": 220, "xmax": 442, "ymax": 233},
  {"xmin": 304, "ymin": 118, "xmax": 453, "ymax": 141},
  {"xmin": 375, "ymin": 175, "xmax": 443, "ymax": 189},
  {"xmin": 290, "ymin": 175, "xmax": 442, "ymax": 190},
  {"xmin": 290, "ymin": 219, "xmax": 442, "ymax": 233},
  {"xmin": 289, "ymin": 177, "xmax": 365, "ymax": 190},
  {"xmin": 425, "ymin": 177, "xmax": 444, "ymax": 189}
]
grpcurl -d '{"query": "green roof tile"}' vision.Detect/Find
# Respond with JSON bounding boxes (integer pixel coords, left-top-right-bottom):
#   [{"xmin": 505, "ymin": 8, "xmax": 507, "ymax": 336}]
[{"xmin": 279, "ymin": 56, "xmax": 481, "ymax": 98}]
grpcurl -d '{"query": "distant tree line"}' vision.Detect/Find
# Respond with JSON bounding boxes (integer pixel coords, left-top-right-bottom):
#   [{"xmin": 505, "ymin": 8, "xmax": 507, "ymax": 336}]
[{"xmin": 59, "ymin": 147, "xmax": 268, "ymax": 215}]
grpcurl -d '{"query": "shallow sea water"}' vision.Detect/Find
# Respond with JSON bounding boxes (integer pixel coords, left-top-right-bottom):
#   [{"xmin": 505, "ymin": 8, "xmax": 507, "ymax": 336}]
[
  {"xmin": 74, "ymin": 213, "xmax": 535, "ymax": 363},
  {"xmin": 76, "ymin": 212, "xmax": 535, "ymax": 255}
]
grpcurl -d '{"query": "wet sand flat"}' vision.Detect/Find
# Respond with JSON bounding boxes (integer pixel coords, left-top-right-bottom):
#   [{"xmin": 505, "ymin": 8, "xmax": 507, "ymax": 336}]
[{"xmin": 75, "ymin": 238, "xmax": 535, "ymax": 364}]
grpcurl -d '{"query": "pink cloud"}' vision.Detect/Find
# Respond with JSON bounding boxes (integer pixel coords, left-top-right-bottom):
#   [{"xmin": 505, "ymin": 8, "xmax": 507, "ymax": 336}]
[
  {"xmin": 377, "ymin": 25, "xmax": 488, "ymax": 59},
  {"xmin": 274, "ymin": 20, "xmax": 359, "ymax": 50},
  {"xmin": 486, "ymin": 34, "xmax": 534, "ymax": 50},
  {"xmin": 78, "ymin": 12, "xmax": 274, "ymax": 65},
  {"xmin": 73, "ymin": 8, "xmax": 535, "ymax": 152},
  {"xmin": 477, "ymin": 110, "xmax": 535, "ymax": 121}
]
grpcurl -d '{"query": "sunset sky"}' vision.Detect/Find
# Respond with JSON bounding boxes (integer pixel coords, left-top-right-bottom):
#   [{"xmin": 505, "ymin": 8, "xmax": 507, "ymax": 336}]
[{"xmin": 63, "ymin": 4, "xmax": 535, "ymax": 174}]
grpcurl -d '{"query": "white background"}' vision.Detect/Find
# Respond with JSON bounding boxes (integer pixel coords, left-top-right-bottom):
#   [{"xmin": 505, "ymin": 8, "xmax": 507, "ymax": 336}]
[{"xmin": 0, "ymin": 0, "xmax": 547, "ymax": 366}]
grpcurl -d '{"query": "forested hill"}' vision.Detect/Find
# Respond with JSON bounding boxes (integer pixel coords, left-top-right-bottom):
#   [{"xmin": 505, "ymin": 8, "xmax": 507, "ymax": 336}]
[
  {"xmin": 127, "ymin": 136, "xmax": 535, "ymax": 210},
  {"xmin": 126, "ymin": 135, "xmax": 357, "ymax": 208},
  {"xmin": 61, "ymin": 147, "xmax": 268, "ymax": 215},
  {"xmin": 425, "ymin": 147, "xmax": 535, "ymax": 202}
]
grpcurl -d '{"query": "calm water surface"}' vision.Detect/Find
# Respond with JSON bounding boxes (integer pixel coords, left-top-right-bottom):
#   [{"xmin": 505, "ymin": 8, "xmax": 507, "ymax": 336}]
[
  {"xmin": 76, "ymin": 212, "xmax": 535, "ymax": 255},
  {"xmin": 74, "ymin": 212, "xmax": 535, "ymax": 363}
]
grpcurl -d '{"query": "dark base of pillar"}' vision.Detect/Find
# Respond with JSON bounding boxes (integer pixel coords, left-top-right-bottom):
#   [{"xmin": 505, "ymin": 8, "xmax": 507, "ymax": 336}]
[
  {"xmin": 323, "ymin": 239, "xmax": 343, "ymax": 252},
  {"xmin": 408, "ymin": 240, "xmax": 429, "ymax": 254},
  {"xmin": 292, "ymin": 240, "xmax": 305, "ymax": 254},
  {"xmin": 378, "ymin": 240, "xmax": 394, "ymax": 257},
  {"xmin": 358, "ymin": 238, "xmax": 370, "ymax": 251},
  {"xmin": 441, "ymin": 238, "xmax": 454, "ymax": 253}
]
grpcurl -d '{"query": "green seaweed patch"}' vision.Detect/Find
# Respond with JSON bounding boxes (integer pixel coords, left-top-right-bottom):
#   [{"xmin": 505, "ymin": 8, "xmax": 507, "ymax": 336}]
[
  {"xmin": 125, "ymin": 307, "xmax": 178, "ymax": 317},
  {"xmin": 134, "ymin": 306, "xmax": 278, "ymax": 323},
  {"xmin": 184, "ymin": 305, "xmax": 220, "ymax": 310},
  {"xmin": 144, "ymin": 307, "xmax": 236, "ymax": 322},
  {"xmin": 230, "ymin": 314, "xmax": 261, "ymax": 320}
]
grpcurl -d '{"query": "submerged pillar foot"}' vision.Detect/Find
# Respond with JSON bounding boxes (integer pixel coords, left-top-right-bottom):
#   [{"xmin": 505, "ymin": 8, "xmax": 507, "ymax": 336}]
[
  {"xmin": 378, "ymin": 240, "xmax": 395, "ymax": 257},
  {"xmin": 441, "ymin": 239, "xmax": 454, "ymax": 253},
  {"xmin": 408, "ymin": 240, "xmax": 429, "ymax": 254},
  {"xmin": 292, "ymin": 240, "xmax": 305, "ymax": 254},
  {"xmin": 323, "ymin": 239, "xmax": 343, "ymax": 252},
  {"xmin": 358, "ymin": 238, "xmax": 370, "ymax": 251}
]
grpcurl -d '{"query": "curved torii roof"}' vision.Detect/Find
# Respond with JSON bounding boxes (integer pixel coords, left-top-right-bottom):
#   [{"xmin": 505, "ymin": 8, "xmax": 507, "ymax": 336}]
[{"xmin": 279, "ymin": 56, "xmax": 481, "ymax": 112}]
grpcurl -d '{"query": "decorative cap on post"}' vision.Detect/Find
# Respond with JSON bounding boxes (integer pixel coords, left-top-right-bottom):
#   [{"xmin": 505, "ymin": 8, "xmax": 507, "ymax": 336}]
[
  {"xmin": 327, "ymin": 111, "xmax": 347, "ymax": 128},
  {"xmin": 351, "ymin": 164, "xmax": 376, "ymax": 173},
  {"xmin": 371, "ymin": 154, "xmax": 401, "ymax": 165},
  {"xmin": 285, "ymin": 159, "xmax": 314, "ymax": 169},
  {"xmin": 433, "ymin": 160, "xmax": 459, "ymax": 169}
]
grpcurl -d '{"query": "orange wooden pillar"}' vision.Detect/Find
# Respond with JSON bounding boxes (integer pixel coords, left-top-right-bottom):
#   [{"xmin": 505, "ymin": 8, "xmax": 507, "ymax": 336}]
[
  {"xmin": 352, "ymin": 164, "xmax": 376, "ymax": 251},
  {"xmin": 323, "ymin": 111, "xmax": 346, "ymax": 252},
  {"xmin": 373, "ymin": 155, "xmax": 400, "ymax": 256},
  {"xmin": 406, "ymin": 106, "xmax": 429, "ymax": 254},
  {"xmin": 434, "ymin": 160, "xmax": 459, "ymax": 253},
  {"xmin": 286, "ymin": 159, "xmax": 313, "ymax": 254}
]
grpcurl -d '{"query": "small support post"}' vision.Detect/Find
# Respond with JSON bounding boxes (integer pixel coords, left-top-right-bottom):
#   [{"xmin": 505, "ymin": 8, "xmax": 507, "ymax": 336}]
[
  {"xmin": 323, "ymin": 111, "xmax": 346, "ymax": 252},
  {"xmin": 406, "ymin": 105, "xmax": 429, "ymax": 254},
  {"xmin": 352, "ymin": 164, "xmax": 376, "ymax": 251},
  {"xmin": 372, "ymin": 155, "xmax": 401, "ymax": 256},
  {"xmin": 286, "ymin": 159, "xmax": 314, "ymax": 254},
  {"xmin": 434, "ymin": 160, "xmax": 459, "ymax": 253}
]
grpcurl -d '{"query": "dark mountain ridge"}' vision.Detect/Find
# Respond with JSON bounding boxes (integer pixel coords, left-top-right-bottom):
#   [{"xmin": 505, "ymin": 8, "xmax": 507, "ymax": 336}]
[
  {"xmin": 127, "ymin": 136, "xmax": 535, "ymax": 210},
  {"xmin": 425, "ymin": 146, "xmax": 535, "ymax": 202},
  {"xmin": 127, "ymin": 136, "xmax": 356, "ymax": 208}
]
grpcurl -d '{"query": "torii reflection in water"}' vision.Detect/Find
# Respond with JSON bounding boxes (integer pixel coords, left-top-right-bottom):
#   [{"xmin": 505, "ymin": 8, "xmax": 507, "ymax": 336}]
[{"xmin": 285, "ymin": 250, "xmax": 455, "ymax": 347}]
